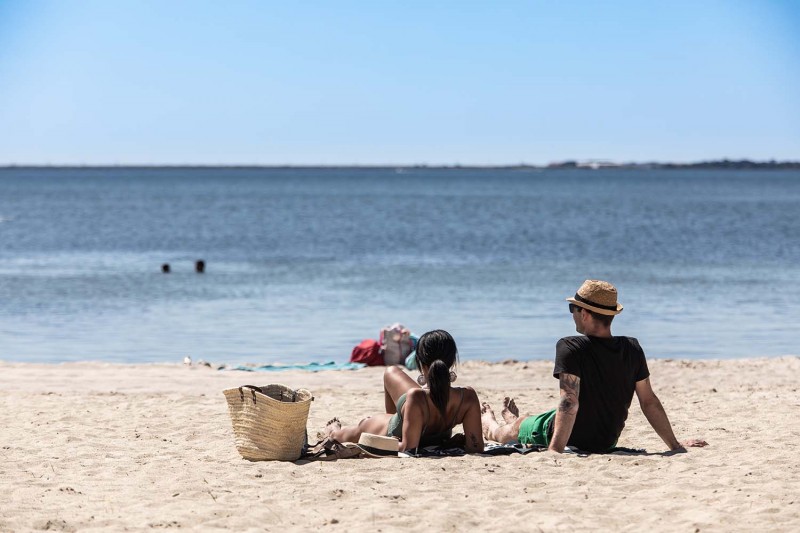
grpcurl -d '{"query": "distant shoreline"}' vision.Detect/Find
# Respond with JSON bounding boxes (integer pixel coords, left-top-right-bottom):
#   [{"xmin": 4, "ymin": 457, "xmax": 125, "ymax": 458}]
[{"xmin": 1, "ymin": 159, "xmax": 799, "ymax": 170}]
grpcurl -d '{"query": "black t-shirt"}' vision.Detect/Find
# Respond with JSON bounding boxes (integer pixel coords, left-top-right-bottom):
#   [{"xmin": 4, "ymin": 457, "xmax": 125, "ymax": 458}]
[{"xmin": 553, "ymin": 335, "xmax": 650, "ymax": 452}]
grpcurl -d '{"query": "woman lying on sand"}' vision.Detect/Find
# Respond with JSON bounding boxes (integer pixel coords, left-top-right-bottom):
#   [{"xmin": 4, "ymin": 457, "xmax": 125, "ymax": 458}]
[{"xmin": 326, "ymin": 330, "xmax": 484, "ymax": 454}]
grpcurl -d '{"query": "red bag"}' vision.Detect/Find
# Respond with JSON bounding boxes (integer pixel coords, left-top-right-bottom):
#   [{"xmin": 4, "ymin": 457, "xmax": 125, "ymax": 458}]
[{"xmin": 350, "ymin": 339, "xmax": 383, "ymax": 366}]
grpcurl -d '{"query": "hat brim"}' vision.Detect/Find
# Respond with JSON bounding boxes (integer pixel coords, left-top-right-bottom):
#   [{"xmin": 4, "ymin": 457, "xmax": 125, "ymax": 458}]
[
  {"xmin": 356, "ymin": 434, "xmax": 399, "ymax": 458},
  {"xmin": 357, "ymin": 443, "xmax": 399, "ymax": 458},
  {"xmin": 566, "ymin": 297, "xmax": 623, "ymax": 316}
]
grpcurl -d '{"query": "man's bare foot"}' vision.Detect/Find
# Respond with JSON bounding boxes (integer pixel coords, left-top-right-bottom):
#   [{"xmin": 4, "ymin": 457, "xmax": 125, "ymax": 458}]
[
  {"xmin": 481, "ymin": 403, "xmax": 501, "ymax": 440},
  {"xmin": 324, "ymin": 417, "xmax": 342, "ymax": 437},
  {"xmin": 501, "ymin": 397, "xmax": 520, "ymax": 424}
]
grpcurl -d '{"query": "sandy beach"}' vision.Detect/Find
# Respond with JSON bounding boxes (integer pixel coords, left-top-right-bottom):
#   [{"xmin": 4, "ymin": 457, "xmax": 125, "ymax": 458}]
[{"xmin": 1, "ymin": 357, "xmax": 798, "ymax": 532}]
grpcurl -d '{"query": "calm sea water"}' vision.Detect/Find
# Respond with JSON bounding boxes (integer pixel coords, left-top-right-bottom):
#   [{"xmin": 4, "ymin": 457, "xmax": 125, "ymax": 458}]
[{"xmin": 0, "ymin": 167, "xmax": 798, "ymax": 364}]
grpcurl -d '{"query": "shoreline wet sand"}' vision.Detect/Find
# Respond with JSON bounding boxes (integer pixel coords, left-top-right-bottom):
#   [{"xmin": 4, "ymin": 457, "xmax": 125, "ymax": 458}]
[{"xmin": 1, "ymin": 357, "xmax": 798, "ymax": 531}]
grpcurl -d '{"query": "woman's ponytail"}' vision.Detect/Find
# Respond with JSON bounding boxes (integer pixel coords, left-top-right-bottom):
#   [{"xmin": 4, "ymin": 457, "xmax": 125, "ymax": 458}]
[
  {"xmin": 415, "ymin": 329, "xmax": 458, "ymax": 420},
  {"xmin": 427, "ymin": 359, "xmax": 451, "ymax": 419}
]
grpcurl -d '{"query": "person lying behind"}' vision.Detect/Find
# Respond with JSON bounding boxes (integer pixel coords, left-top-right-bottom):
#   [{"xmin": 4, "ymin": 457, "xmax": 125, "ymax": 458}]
[
  {"xmin": 482, "ymin": 280, "xmax": 708, "ymax": 454},
  {"xmin": 326, "ymin": 329, "xmax": 484, "ymax": 454}
]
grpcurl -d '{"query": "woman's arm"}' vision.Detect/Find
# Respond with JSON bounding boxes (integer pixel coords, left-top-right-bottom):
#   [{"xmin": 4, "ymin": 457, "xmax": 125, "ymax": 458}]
[
  {"xmin": 460, "ymin": 387, "xmax": 485, "ymax": 453},
  {"xmin": 398, "ymin": 388, "xmax": 427, "ymax": 452}
]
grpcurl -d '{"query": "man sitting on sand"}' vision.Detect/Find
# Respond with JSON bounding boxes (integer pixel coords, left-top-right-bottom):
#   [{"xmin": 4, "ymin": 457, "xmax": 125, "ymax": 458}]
[{"xmin": 482, "ymin": 280, "xmax": 708, "ymax": 453}]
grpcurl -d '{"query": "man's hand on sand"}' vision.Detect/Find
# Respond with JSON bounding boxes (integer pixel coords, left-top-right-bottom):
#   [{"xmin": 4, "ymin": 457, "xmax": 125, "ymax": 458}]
[{"xmin": 664, "ymin": 438, "xmax": 708, "ymax": 455}]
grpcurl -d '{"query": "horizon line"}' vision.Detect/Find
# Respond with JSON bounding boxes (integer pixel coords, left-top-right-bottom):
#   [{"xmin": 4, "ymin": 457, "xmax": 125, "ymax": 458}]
[{"xmin": 1, "ymin": 158, "xmax": 800, "ymax": 170}]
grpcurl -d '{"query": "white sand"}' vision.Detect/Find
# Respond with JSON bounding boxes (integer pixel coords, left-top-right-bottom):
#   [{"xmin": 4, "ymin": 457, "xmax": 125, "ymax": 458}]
[{"xmin": 1, "ymin": 357, "xmax": 798, "ymax": 532}]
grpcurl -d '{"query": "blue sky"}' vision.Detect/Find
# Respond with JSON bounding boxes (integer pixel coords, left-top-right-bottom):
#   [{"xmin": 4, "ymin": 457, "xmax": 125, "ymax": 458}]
[{"xmin": 0, "ymin": 1, "xmax": 798, "ymax": 165}]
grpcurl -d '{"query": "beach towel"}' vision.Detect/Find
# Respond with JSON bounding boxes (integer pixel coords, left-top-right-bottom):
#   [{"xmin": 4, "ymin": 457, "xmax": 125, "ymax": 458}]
[
  {"xmin": 405, "ymin": 443, "xmax": 647, "ymax": 457},
  {"xmin": 224, "ymin": 361, "xmax": 366, "ymax": 372},
  {"xmin": 297, "ymin": 437, "xmax": 646, "ymax": 461},
  {"xmin": 482, "ymin": 442, "xmax": 546, "ymax": 455},
  {"xmin": 400, "ymin": 441, "xmax": 546, "ymax": 458}
]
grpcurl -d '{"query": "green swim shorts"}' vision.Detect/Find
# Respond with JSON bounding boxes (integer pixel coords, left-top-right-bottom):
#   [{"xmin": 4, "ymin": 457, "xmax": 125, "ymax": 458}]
[{"xmin": 518, "ymin": 409, "xmax": 556, "ymax": 447}]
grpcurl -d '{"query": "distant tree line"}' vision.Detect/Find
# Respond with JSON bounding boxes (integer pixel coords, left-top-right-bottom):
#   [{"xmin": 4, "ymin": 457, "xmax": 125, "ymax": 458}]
[
  {"xmin": 2, "ymin": 159, "xmax": 799, "ymax": 170},
  {"xmin": 546, "ymin": 159, "xmax": 800, "ymax": 169}
]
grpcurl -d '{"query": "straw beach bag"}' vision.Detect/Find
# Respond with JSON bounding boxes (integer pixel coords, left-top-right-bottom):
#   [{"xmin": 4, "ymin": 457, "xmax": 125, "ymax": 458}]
[{"xmin": 223, "ymin": 384, "xmax": 313, "ymax": 461}]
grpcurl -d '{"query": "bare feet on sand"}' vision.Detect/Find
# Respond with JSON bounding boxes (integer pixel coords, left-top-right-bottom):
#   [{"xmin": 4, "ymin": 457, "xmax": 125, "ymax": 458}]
[
  {"xmin": 481, "ymin": 403, "xmax": 500, "ymax": 440},
  {"xmin": 501, "ymin": 397, "xmax": 519, "ymax": 424},
  {"xmin": 324, "ymin": 417, "xmax": 342, "ymax": 437}
]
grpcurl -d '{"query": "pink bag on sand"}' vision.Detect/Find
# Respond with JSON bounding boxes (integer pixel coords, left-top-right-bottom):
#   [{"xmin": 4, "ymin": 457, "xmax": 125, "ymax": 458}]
[{"xmin": 380, "ymin": 323, "xmax": 414, "ymax": 366}]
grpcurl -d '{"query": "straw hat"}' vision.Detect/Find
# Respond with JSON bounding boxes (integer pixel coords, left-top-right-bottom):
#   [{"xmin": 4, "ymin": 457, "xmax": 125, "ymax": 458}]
[
  {"xmin": 356, "ymin": 433, "xmax": 399, "ymax": 458},
  {"xmin": 566, "ymin": 280, "xmax": 623, "ymax": 316}
]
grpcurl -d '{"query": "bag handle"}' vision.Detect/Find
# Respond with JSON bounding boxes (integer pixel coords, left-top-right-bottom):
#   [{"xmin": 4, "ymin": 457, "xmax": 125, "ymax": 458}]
[
  {"xmin": 238, "ymin": 385, "xmax": 262, "ymax": 403},
  {"xmin": 238, "ymin": 385, "xmax": 314, "ymax": 403}
]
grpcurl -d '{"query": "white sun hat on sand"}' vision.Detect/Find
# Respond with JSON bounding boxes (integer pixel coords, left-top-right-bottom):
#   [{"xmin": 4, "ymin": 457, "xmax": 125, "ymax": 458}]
[{"xmin": 356, "ymin": 433, "xmax": 399, "ymax": 458}]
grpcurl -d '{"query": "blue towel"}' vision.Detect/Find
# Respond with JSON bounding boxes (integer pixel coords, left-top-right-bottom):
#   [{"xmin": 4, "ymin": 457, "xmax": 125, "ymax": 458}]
[{"xmin": 226, "ymin": 361, "xmax": 366, "ymax": 372}]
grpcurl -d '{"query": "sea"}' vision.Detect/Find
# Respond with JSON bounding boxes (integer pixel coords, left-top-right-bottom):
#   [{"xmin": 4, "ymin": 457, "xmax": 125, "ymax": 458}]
[{"xmin": 0, "ymin": 167, "xmax": 798, "ymax": 364}]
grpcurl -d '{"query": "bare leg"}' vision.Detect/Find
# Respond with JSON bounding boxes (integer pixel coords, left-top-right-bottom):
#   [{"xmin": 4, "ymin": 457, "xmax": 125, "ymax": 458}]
[
  {"xmin": 482, "ymin": 402, "xmax": 526, "ymax": 443},
  {"xmin": 385, "ymin": 388, "xmax": 395, "ymax": 414},
  {"xmin": 327, "ymin": 414, "xmax": 393, "ymax": 444},
  {"xmin": 383, "ymin": 365, "xmax": 419, "ymax": 414}
]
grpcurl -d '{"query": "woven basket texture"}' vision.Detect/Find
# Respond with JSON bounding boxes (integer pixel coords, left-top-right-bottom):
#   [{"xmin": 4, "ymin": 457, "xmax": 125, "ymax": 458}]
[{"xmin": 223, "ymin": 384, "xmax": 313, "ymax": 461}]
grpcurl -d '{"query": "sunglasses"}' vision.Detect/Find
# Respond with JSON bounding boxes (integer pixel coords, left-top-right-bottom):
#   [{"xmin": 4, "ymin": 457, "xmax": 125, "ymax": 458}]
[{"xmin": 569, "ymin": 303, "xmax": 583, "ymax": 314}]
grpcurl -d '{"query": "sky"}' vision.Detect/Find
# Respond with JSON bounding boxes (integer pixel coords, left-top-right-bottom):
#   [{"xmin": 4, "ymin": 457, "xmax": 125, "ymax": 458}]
[{"xmin": 0, "ymin": 0, "xmax": 798, "ymax": 166}]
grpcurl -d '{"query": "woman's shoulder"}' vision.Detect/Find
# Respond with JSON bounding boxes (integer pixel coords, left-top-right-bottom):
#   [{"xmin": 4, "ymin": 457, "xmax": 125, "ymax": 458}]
[
  {"xmin": 405, "ymin": 387, "xmax": 428, "ymax": 402},
  {"xmin": 455, "ymin": 386, "xmax": 480, "ymax": 403},
  {"xmin": 402, "ymin": 388, "xmax": 429, "ymax": 416}
]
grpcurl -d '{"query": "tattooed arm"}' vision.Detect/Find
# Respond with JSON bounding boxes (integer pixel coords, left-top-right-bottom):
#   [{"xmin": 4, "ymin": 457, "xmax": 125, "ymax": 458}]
[{"xmin": 548, "ymin": 373, "xmax": 580, "ymax": 453}]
